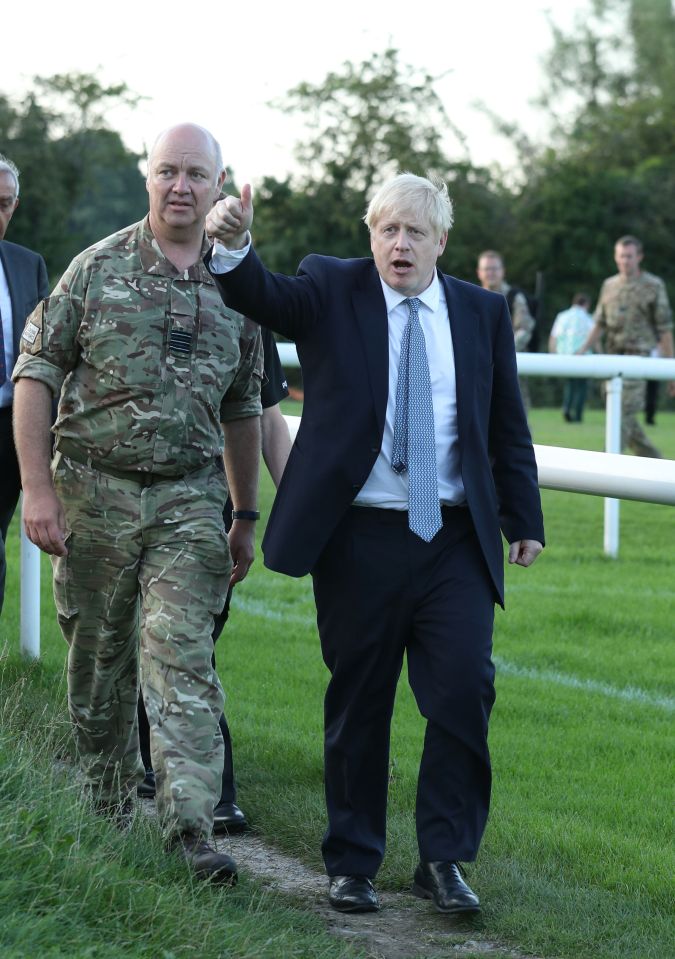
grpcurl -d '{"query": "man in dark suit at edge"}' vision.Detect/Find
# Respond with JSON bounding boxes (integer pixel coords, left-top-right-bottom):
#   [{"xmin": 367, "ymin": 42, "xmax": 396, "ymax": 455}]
[
  {"xmin": 205, "ymin": 174, "xmax": 544, "ymax": 916},
  {"xmin": 0, "ymin": 154, "xmax": 49, "ymax": 615}
]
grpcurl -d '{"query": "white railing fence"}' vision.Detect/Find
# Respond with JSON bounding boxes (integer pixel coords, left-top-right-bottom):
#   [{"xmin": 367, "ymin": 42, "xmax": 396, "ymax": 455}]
[
  {"xmin": 20, "ymin": 522, "xmax": 41, "ymax": 659},
  {"xmin": 17, "ymin": 354, "xmax": 675, "ymax": 660},
  {"xmin": 281, "ymin": 414, "xmax": 675, "ymax": 505},
  {"xmin": 278, "ymin": 345, "xmax": 675, "ymax": 558}
]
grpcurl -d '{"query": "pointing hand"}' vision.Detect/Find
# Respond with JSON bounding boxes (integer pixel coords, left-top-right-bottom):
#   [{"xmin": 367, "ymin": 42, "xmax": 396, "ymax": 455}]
[{"xmin": 206, "ymin": 183, "xmax": 253, "ymax": 250}]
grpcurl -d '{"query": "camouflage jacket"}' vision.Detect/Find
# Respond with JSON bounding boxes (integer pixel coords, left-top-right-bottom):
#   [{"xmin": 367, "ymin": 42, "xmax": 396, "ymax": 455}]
[
  {"xmin": 594, "ymin": 271, "xmax": 673, "ymax": 355},
  {"xmin": 500, "ymin": 282, "xmax": 535, "ymax": 352},
  {"xmin": 13, "ymin": 217, "xmax": 262, "ymax": 476}
]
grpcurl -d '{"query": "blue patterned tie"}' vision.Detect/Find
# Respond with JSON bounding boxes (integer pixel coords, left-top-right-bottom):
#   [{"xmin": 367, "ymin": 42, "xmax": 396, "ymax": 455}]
[{"xmin": 391, "ymin": 297, "xmax": 442, "ymax": 542}]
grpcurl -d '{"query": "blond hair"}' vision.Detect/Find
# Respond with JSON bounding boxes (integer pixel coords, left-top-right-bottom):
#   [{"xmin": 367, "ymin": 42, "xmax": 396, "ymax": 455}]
[{"xmin": 364, "ymin": 173, "xmax": 453, "ymax": 237}]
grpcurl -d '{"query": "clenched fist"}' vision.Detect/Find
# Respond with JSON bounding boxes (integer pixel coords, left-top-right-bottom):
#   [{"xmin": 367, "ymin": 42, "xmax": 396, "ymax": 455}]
[{"xmin": 206, "ymin": 183, "xmax": 253, "ymax": 251}]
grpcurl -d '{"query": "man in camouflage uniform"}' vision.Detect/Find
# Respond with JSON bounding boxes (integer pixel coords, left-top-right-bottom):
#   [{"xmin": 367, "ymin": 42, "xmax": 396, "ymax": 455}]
[
  {"xmin": 577, "ymin": 235, "xmax": 674, "ymax": 457},
  {"xmin": 12, "ymin": 124, "xmax": 262, "ymax": 883},
  {"xmin": 476, "ymin": 250, "xmax": 535, "ymax": 413}
]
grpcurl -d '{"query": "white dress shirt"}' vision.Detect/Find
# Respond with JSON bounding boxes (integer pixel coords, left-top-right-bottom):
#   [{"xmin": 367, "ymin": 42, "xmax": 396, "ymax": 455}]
[
  {"xmin": 355, "ymin": 274, "xmax": 464, "ymax": 509},
  {"xmin": 0, "ymin": 257, "xmax": 14, "ymax": 407}
]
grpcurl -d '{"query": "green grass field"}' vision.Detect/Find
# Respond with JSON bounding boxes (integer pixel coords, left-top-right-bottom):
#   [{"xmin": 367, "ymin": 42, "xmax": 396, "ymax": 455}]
[{"xmin": 1, "ymin": 406, "xmax": 673, "ymax": 959}]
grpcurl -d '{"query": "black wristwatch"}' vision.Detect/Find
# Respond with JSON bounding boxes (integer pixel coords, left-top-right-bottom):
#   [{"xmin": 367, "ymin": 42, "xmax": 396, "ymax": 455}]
[{"xmin": 231, "ymin": 509, "xmax": 260, "ymax": 521}]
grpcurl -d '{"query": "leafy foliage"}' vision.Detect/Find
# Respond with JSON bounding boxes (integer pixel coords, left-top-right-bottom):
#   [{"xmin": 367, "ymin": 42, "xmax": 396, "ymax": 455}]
[
  {"xmin": 512, "ymin": 0, "xmax": 675, "ymax": 309},
  {"xmin": 256, "ymin": 0, "xmax": 674, "ymax": 374},
  {"xmin": 273, "ymin": 48, "xmax": 460, "ymax": 194},
  {"xmin": 0, "ymin": 74, "xmax": 147, "ymax": 282},
  {"xmin": 254, "ymin": 49, "xmax": 515, "ymax": 297}
]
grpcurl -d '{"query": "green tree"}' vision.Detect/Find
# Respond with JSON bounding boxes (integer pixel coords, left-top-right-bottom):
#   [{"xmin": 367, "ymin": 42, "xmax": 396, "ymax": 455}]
[
  {"xmin": 480, "ymin": 1, "xmax": 673, "ymax": 308},
  {"xmin": 254, "ymin": 49, "xmax": 506, "ymax": 279},
  {"xmin": 493, "ymin": 0, "xmax": 675, "ymax": 404},
  {"xmin": 438, "ymin": 162, "xmax": 514, "ymax": 283},
  {"xmin": 273, "ymin": 47, "xmax": 465, "ymax": 194},
  {"xmin": 0, "ymin": 74, "xmax": 147, "ymax": 279}
]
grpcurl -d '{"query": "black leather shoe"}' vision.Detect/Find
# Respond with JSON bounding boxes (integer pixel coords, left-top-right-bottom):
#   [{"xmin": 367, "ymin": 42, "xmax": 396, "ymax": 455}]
[
  {"xmin": 328, "ymin": 875, "xmax": 380, "ymax": 913},
  {"xmin": 212, "ymin": 801, "xmax": 249, "ymax": 835},
  {"xmin": 171, "ymin": 833, "xmax": 238, "ymax": 884},
  {"xmin": 137, "ymin": 769, "xmax": 156, "ymax": 799},
  {"xmin": 413, "ymin": 861, "xmax": 480, "ymax": 914}
]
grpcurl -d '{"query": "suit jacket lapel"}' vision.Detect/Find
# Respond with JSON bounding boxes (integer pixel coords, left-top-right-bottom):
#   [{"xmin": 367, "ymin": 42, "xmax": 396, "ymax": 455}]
[
  {"xmin": 351, "ymin": 264, "xmax": 389, "ymax": 437},
  {"xmin": 349, "ymin": 266, "xmax": 478, "ymax": 443},
  {"xmin": 441, "ymin": 272, "xmax": 478, "ymax": 444}
]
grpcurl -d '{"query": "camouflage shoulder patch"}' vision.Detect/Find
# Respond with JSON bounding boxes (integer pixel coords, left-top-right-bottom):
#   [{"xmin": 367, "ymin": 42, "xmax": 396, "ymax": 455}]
[
  {"xmin": 22, "ymin": 321, "xmax": 40, "ymax": 344},
  {"xmin": 21, "ymin": 301, "xmax": 45, "ymax": 353}
]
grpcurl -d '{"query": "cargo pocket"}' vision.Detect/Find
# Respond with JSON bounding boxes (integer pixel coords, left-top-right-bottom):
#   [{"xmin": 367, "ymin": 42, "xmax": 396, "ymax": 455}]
[{"xmin": 51, "ymin": 532, "xmax": 79, "ymax": 628}]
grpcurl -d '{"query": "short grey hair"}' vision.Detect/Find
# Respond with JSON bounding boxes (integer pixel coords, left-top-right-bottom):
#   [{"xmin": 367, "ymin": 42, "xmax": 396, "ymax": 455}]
[
  {"xmin": 147, "ymin": 124, "xmax": 223, "ymax": 186},
  {"xmin": 0, "ymin": 154, "xmax": 20, "ymax": 197},
  {"xmin": 364, "ymin": 173, "xmax": 453, "ymax": 237}
]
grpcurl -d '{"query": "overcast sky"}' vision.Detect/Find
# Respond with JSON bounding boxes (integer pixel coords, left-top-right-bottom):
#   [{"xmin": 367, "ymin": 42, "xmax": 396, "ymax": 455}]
[{"xmin": 6, "ymin": 0, "xmax": 586, "ymax": 183}]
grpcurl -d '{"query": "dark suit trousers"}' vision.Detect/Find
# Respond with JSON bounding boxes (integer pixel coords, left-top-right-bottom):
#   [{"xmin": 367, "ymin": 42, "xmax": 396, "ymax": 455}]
[
  {"xmin": 0, "ymin": 406, "xmax": 21, "ymax": 615},
  {"xmin": 312, "ymin": 505, "xmax": 496, "ymax": 878}
]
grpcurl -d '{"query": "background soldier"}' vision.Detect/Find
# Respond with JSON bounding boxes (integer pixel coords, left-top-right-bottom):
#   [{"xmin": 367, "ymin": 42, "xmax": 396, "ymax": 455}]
[
  {"xmin": 577, "ymin": 235, "xmax": 674, "ymax": 457},
  {"xmin": 476, "ymin": 250, "xmax": 535, "ymax": 413},
  {"xmin": 12, "ymin": 124, "xmax": 262, "ymax": 884}
]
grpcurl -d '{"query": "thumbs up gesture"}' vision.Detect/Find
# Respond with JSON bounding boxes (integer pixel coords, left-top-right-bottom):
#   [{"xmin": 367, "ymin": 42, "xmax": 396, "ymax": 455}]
[{"xmin": 206, "ymin": 183, "xmax": 253, "ymax": 250}]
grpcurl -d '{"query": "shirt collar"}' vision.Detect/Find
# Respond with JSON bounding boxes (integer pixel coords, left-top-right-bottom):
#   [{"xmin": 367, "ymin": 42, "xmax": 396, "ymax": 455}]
[
  {"xmin": 138, "ymin": 215, "xmax": 214, "ymax": 284},
  {"xmin": 379, "ymin": 270, "xmax": 440, "ymax": 316}
]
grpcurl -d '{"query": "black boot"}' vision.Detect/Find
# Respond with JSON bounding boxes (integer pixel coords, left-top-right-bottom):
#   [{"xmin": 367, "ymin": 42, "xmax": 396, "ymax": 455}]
[{"xmin": 170, "ymin": 833, "xmax": 238, "ymax": 884}]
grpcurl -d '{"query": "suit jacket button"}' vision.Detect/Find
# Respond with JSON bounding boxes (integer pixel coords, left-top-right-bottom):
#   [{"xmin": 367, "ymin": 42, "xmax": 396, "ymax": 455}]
[
  {"xmin": 352, "ymin": 483, "xmax": 361, "ymax": 490},
  {"xmin": 370, "ymin": 446, "xmax": 379, "ymax": 453}
]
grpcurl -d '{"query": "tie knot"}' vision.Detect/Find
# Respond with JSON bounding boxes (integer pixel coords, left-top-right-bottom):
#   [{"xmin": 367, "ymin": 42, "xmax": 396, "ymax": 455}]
[{"xmin": 405, "ymin": 297, "xmax": 421, "ymax": 318}]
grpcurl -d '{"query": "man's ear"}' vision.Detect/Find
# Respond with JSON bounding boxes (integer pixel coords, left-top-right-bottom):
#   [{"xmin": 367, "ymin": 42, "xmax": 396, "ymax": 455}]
[{"xmin": 215, "ymin": 170, "xmax": 227, "ymax": 199}]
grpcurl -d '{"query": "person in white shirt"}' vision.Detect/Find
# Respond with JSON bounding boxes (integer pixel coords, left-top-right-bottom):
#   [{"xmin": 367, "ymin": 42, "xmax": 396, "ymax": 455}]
[{"xmin": 549, "ymin": 292, "xmax": 594, "ymax": 422}]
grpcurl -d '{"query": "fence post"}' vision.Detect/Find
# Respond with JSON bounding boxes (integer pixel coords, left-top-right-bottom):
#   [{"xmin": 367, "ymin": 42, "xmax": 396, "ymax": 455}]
[
  {"xmin": 19, "ymin": 495, "xmax": 41, "ymax": 659},
  {"xmin": 604, "ymin": 376, "xmax": 623, "ymax": 558}
]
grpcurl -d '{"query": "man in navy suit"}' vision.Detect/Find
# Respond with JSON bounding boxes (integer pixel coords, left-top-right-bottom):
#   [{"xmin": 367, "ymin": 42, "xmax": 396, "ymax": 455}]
[
  {"xmin": 0, "ymin": 154, "xmax": 49, "ymax": 615},
  {"xmin": 205, "ymin": 174, "xmax": 544, "ymax": 915}
]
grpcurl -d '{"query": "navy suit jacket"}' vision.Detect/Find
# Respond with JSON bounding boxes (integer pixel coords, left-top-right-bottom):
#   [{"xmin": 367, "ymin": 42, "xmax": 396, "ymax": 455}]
[
  {"xmin": 210, "ymin": 249, "xmax": 544, "ymax": 605},
  {"xmin": 0, "ymin": 239, "xmax": 49, "ymax": 375}
]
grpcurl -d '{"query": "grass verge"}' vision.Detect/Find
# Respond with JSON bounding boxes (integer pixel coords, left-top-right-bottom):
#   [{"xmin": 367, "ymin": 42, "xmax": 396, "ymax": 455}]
[
  {"xmin": 1, "ymin": 405, "xmax": 673, "ymax": 959},
  {"xmin": 0, "ymin": 660, "xmax": 361, "ymax": 959}
]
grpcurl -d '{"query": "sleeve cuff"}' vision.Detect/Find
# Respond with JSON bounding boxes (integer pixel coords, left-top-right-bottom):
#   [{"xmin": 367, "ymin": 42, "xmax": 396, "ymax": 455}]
[
  {"xmin": 219, "ymin": 398, "xmax": 263, "ymax": 422},
  {"xmin": 11, "ymin": 356, "xmax": 64, "ymax": 396},
  {"xmin": 210, "ymin": 237, "xmax": 252, "ymax": 274}
]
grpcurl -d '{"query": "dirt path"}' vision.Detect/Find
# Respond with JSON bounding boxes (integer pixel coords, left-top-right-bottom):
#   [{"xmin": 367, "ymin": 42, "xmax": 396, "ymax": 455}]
[
  {"xmin": 55, "ymin": 760, "xmax": 537, "ymax": 958},
  {"xmin": 214, "ymin": 830, "xmax": 539, "ymax": 959}
]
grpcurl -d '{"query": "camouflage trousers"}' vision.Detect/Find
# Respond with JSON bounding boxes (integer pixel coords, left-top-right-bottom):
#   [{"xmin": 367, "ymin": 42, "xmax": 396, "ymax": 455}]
[
  {"xmin": 604, "ymin": 379, "xmax": 662, "ymax": 458},
  {"xmin": 51, "ymin": 452, "xmax": 232, "ymax": 836}
]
